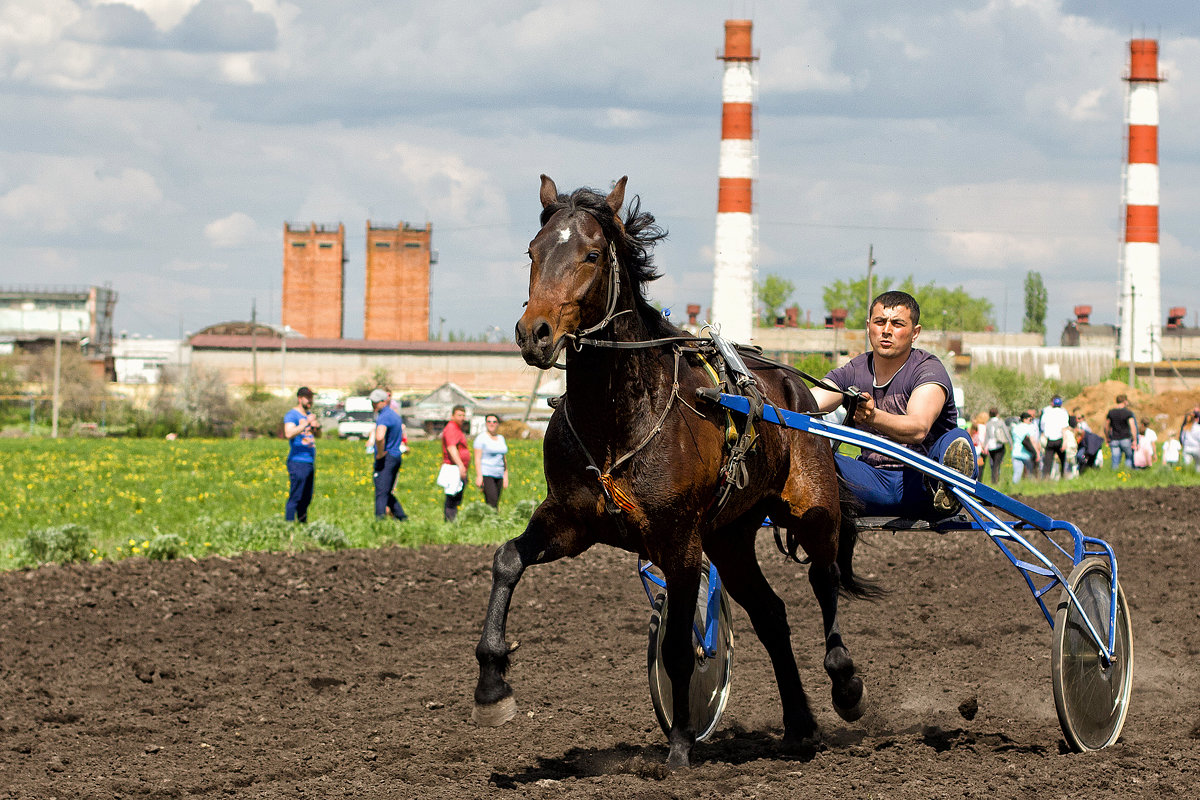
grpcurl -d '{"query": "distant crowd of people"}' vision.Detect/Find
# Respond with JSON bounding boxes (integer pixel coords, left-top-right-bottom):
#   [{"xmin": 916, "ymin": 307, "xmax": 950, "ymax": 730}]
[
  {"xmin": 281, "ymin": 387, "xmax": 510, "ymax": 524},
  {"xmin": 967, "ymin": 392, "xmax": 1200, "ymax": 485}
]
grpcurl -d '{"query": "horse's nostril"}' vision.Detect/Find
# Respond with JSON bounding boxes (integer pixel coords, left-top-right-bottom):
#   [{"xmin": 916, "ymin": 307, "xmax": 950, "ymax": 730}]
[{"xmin": 533, "ymin": 321, "xmax": 552, "ymax": 344}]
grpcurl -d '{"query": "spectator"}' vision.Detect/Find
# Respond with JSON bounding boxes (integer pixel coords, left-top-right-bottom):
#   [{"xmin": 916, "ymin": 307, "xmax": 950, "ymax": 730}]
[
  {"xmin": 1181, "ymin": 408, "xmax": 1200, "ymax": 471},
  {"xmin": 982, "ymin": 407, "xmax": 1011, "ymax": 484},
  {"xmin": 437, "ymin": 405, "xmax": 471, "ymax": 521},
  {"xmin": 473, "ymin": 414, "xmax": 510, "ymax": 509},
  {"xmin": 1040, "ymin": 396, "xmax": 1070, "ymax": 479},
  {"xmin": 369, "ymin": 388, "xmax": 407, "ymax": 521},
  {"xmin": 1074, "ymin": 422, "xmax": 1105, "ymax": 474},
  {"xmin": 1162, "ymin": 434, "xmax": 1182, "ymax": 469},
  {"xmin": 1011, "ymin": 411, "xmax": 1040, "ymax": 484},
  {"xmin": 1105, "ymin": 394, "xmax": 1139, "ymax": 471},
  {"xmin": 283, "ymin": 386, "xmax": 320, "ymax": 522},
  {"xmin": 1134, "ymin": 420, "xmax": 1158, "ymax": 469},
  {"xmin": 385, "ymin": 388, "xmax": 408, "ymax": 453}
]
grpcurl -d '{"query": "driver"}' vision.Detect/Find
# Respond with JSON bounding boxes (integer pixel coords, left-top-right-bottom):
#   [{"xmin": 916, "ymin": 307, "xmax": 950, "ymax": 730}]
[{"xmin": 809, "ymin": 290, "xmax": 978, "ymax": 519}]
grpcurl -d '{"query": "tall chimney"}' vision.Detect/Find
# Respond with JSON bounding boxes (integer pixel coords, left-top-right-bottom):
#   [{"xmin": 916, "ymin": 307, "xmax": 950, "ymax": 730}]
[
  {"xmin": 710, "ymin": 19, "xmax": 757, "ymax": 343},
  {"xmin": 1119, "ymin": 39, "xmax": 1163, "ymax": 364}
]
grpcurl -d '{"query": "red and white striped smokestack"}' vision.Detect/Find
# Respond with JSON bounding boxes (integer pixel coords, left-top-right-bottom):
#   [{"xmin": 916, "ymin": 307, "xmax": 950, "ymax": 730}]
[
  {"xmin": 711, "ymin": 19, "xmax": 757, "ymax": 342},
  {"xmin": 1119, "ymin": 39, "xmax": 1163, "ymax": 364}
]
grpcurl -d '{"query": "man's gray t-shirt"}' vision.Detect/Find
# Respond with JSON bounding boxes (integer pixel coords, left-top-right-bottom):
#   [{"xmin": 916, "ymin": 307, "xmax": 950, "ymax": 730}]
[{"xmin": 824, "ymin": 349, "xmax": 958, "ymax": 468}]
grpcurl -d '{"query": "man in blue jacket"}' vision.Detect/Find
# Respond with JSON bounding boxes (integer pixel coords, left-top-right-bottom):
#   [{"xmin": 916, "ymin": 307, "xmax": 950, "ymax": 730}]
[{"xmin": 370, "ymin": 388, "xmax": 407, "ymax": 520}]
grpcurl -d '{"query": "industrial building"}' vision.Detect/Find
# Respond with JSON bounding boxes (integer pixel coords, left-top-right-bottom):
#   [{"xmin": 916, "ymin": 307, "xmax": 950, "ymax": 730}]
[
  {"xmin": 0, "ymin": 285, "xmax": 117, "ymax": 379},
  {"xmin": 281, "ymin": 223, "xmax": 346, "ymax": 339},
  {"xmin": 365, "ymin": 222, "xmax": 433, "ymax": 341}
]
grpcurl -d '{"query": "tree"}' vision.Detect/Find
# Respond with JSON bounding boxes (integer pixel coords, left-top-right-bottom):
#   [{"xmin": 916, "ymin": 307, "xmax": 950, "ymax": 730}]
[
  {"xmin": 755, "ymin": 274, "xmax": 795, "ymax": 325},
  {"xmin": 173, "ymin": 366, "xmax": 234, "ymax": 436},
  {"xmin": 26, "ymin": 347, "xmax": 106, "ymax": 420},
  {"xmin": 823, "ymin": 275, "xmax": 895, "ymax": 329},
  {"xmin": 822, "ymin": 274, "xmax": 993, "ymax": 331},
  {"xmin": 1023, "ymin": 271, "xmax": 1047, "ymax": 335}
]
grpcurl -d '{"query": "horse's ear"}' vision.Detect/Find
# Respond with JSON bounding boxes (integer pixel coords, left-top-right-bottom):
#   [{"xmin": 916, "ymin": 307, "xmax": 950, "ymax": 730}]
[
  {"xmin": 606, "ymin": 176, "xmax": 628, "ymax": 216},
  {"xmin": 539, "ymin": 175, "xmax": 558, "ymax": 209}
]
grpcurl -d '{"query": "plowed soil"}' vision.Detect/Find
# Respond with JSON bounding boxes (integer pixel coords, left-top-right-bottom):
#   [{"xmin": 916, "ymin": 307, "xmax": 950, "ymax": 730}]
[{"xmin": 2, "ymin": 487, "xmax": 1198, "ymax": 799}]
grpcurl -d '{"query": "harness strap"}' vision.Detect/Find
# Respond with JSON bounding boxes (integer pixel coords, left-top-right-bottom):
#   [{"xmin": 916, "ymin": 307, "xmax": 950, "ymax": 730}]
[{"xmin": 560, "ymin": 346, "xmax": 700, "ymax": 516}]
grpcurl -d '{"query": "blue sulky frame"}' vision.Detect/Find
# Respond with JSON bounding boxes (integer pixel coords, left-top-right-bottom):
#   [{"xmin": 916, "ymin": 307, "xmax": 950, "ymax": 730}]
[
  {"xmin": 701, "ymin": 392, "xmax": 1121, "ymax": 667},
  {"xmin": 638, "ymin": 560, "xmax": 724, "ymax": 659}
]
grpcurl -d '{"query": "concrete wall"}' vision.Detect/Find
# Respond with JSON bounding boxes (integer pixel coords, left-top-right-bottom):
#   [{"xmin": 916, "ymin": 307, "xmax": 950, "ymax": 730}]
[
  {"xmin": 967, "ymin": 346, "xmax": 1115, "ymax": 384},
  {"xmin": 751, "ymin": 327, "xmax": 1042, "ymax": 355},
  {"xmin": 190, "ymin": 344, "xmax": 540, "ymax": 396}
]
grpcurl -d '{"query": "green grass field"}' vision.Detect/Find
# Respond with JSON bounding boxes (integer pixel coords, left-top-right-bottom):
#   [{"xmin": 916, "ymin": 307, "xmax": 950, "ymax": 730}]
[
  {"xmin": 0, "ymin": 437, "xmax": 547, "ymax": 571},
  {"xmin": 2, "ymin": 436, "xmax": 1197, "ymax": 571}
]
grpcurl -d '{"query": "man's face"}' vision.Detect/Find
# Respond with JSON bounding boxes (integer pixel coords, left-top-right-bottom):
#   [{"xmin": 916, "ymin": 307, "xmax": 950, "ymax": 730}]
[
  {"xmin": 298, "ymin": 395, "xmax": 312, "ymax": 411},
  {"xmin": 452, "ymin": 410, "xmax": 466, "ymax": 426},
  {"xmin": 867, "ymin": 304, "xmax": 919, "ymax": 360}
]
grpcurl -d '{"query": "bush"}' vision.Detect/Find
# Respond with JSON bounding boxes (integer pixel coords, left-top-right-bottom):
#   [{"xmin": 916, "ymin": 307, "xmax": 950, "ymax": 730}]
[
  {"xmin": 234, "ymin": 394, "xmax": 293, "ymax": 438},
  {"xmin": 146, "ymin": 533, "xmax": 185, "ymax": 561},
  {"xmin": 23, "ymin": 524, "xmax": 92, "ymax": 564},
  {"xmin": 305, "ymin": 521, "xmax": 350, "ymax": 550}
]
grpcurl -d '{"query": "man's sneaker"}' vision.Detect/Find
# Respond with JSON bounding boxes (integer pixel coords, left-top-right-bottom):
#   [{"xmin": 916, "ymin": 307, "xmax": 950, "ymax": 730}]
[{"xmin": 932, "ymin": 438, "xmax": 975, "ymax": 515}]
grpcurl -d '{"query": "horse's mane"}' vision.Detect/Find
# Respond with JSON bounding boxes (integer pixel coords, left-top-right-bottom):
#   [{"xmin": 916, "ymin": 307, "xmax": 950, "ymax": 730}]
[{"xmin": 540, "ymin": 186, "xmax": 676, "ymax": 337}]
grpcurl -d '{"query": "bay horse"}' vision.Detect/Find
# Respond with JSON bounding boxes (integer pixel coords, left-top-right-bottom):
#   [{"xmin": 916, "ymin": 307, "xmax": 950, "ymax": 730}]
[{"xmin": 473, "ymin": 175, "xmax": 876, "ymax": 768}]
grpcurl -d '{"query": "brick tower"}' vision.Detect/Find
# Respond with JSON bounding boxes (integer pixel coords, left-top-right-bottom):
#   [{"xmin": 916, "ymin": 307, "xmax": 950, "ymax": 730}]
[
  {"xmin": 282, "ymin": 223, "xmax": 345, "ymax": 339},
  {"xmin": 364, "ymin": 222, "xmax": 432, "ymax": 341}
]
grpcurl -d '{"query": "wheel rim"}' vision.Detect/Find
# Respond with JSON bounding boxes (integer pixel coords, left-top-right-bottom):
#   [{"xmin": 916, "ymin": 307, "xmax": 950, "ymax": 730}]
[
  {"xmin": 647, "ymin": 564, "xmax": 734, "ymax": 742},
  {"xmin": 1052, "ymin": 559, "xmax": 1133, "ymax": 751}
]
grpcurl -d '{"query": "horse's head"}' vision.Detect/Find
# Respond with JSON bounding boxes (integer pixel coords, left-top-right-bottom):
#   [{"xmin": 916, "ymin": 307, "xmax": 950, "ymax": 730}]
[{"xmin": 515, "ymin": 175, "xmax": 628, "ymax": 369}]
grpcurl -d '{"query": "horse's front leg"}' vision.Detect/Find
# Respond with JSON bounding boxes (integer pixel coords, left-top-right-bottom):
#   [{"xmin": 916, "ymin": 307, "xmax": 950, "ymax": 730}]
[
  {"xmin": 660, "ymin": 561, "xmax": 703, "ymax": 768},
  {"xmin": 473, "ymin": 504, "xmax": 585, "ymax": 726}
]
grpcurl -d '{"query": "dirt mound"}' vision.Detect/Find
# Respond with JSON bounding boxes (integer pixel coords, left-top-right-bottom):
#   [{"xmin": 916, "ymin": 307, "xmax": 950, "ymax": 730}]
[
  {"xmin": 1, "ymin": 487, "xmax": 1198, "ymax": 798},
  {"xmin": 1067, "ymin": 379, "xmax": 1200, "ymax": 435}
]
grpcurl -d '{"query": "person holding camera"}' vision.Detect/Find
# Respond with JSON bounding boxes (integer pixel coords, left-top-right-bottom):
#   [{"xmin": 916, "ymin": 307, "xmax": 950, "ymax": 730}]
[{"xmin": 283, "ymin": 386, "xmax": 321, "ymax": 522}]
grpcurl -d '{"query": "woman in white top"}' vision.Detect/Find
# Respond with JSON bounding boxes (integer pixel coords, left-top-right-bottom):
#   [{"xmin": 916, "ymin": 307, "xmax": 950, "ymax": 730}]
[{"xmin": 473, "ymin": 414, "xmax": 510, "ymax": 508}]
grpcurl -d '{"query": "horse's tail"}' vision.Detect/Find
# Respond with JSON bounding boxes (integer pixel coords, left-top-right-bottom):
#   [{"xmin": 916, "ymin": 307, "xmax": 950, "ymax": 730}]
[{"xmin": 836, "ymin": 479, "xmax": 885, "ymax": 600}]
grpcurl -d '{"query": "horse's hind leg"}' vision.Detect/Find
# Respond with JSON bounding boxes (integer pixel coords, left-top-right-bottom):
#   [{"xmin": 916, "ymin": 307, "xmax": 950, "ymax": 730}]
[
  {"xmin": 705, "ymin": 523, "xmax": 819, "ymax": 746},
  {"xmin": 809, "ymin": 560, "xmax": 866, "ymax": 721},
  {"xmin": 473, "ymin": 504, "xmax": 586, "ymax": 726}
]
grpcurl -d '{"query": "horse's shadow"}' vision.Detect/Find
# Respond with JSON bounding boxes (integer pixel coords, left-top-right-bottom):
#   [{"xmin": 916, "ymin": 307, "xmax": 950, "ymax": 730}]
[
  {"xmin": 487, "ymin": 727, "xmax": 818, "ymax": 787},
  {"xmin": 488, "ymin": 723, "xmax": 1056, "ymax": 787}
]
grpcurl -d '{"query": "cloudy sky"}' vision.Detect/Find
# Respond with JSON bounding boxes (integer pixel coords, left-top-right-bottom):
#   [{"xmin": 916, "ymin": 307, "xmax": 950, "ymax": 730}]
[{"xmin": 2, "ymin": 0, "xmax": 1197, "ymax": 342}]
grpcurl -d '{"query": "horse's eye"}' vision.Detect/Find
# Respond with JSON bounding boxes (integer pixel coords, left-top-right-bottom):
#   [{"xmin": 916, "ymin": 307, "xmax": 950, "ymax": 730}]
[{"xmin": 585, "ymin": 251, "xmax": 601, "ymax": 263}]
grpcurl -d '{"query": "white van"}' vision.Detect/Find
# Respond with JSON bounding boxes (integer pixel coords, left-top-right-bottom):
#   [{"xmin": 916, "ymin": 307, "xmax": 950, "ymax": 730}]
[{"xmin": 337, "ymin": 396, "xmax": 376, "ymax": 439}]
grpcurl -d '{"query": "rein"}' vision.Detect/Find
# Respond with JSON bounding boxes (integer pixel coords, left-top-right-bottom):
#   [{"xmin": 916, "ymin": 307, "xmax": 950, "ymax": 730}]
[{"xmin": 559, "ymin": 345, "xmax": 705, "ymax": 515}]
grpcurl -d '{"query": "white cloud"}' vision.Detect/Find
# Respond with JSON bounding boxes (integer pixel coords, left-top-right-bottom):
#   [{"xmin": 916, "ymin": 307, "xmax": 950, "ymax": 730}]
[
  {"xmin": 204, "ymin": 211, "xmax": 263, "ymax": 248},
  {"xmin": 0, "ymin": 159, "xmax": 162, "ymax": 234}
]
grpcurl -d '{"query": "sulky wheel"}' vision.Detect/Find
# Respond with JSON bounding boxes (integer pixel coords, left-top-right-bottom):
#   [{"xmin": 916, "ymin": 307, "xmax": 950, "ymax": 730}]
[
  {"xmin": 1051, "ymin": 557, "xmax": 1133, "ymax": 751},
  {"xmin": 646, "ymin": 561, "xmax": 734, "ymax": 742}
]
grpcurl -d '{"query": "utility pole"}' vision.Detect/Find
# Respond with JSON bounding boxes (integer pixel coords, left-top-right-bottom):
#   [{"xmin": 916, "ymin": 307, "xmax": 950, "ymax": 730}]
[
  {"xmin": 865, "ymin": 244, "xmax": 876, "ymax": 324},
  {"xmin": 251, "ymin": 298, "xmax": 259, "ymax": 390},
  {"xmin": 1127, "ymin": 283, "xmax": 1135, "ymax": 388},
  {"xmin": 52, "ymin": 310, "xmax": 62, "ymax": 438},
  {"xmin": 1148, "ymin": 326, "xmax": 1156, "ymax": 393}
]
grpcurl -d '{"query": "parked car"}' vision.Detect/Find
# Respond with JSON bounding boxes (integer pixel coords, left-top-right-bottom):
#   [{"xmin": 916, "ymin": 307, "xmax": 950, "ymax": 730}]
[{"xmin": 337, "ymin": 396, "xmax": 376, "ymax": 439}]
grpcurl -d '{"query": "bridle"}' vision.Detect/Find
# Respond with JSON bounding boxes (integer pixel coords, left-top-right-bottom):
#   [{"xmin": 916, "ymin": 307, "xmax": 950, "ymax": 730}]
[{"xmin": 563, "ymin": 241, "xmax": 632, "ymax": 350}]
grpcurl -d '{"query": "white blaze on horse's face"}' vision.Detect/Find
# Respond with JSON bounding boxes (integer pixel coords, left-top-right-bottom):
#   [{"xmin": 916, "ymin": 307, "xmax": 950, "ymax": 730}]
[{"xmin": 558, "ymin": 227, "xmax": 572, "ymax": 244}]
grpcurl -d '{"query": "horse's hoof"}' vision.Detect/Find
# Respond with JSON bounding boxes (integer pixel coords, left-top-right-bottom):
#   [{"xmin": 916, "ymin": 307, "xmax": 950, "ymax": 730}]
[
  {"xmin": 781, "ymin": 732, "xmax": 822, "ymax": 759},
  {"xmin": 834, "ymin": 682, "xmax": 867, "ymax": 722},
  {"xmin": 665, "ymin": 748, "xmax": 690, "ymax": 770},
  {"xmin": 472, "ymin": 694, "xmax": 517, "ymax": 727}
]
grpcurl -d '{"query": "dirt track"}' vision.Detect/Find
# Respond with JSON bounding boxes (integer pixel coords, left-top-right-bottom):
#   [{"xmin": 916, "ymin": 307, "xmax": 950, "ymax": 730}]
[{"xmin": 2, "ymin": 487, "xmax": 1198, "ymax": 799}]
